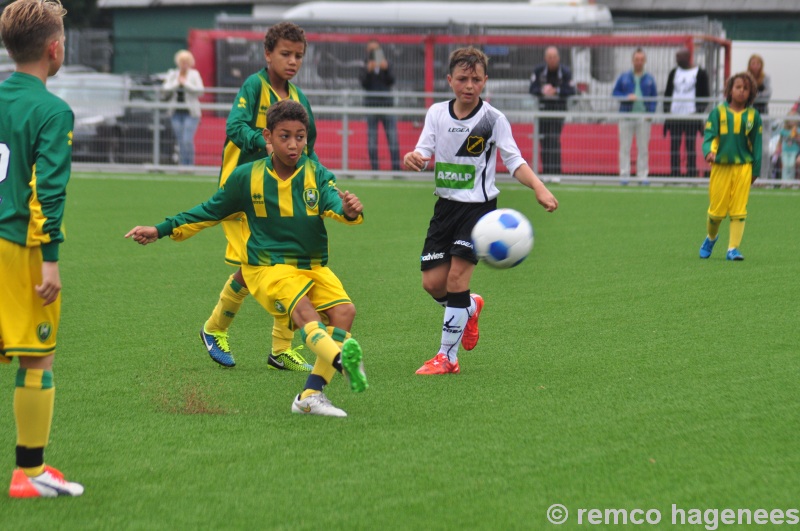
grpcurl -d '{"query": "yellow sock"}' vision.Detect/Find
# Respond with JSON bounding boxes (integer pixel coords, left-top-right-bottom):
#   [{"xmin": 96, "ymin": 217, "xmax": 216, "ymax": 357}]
[
  {"xmin": 302, "ymin": 322, "xmax": 340, "ymax": 365},
  {"xmin": 206, "ymin": 274, "xmax": 249, "ymax": 333},
  {"xmin": 307, "ymin": 326, "xmax": 351, "ymax": 385},
  {"xmin": 271, "ymin": 320, "xmax": 294, "ymax": 354},
  {"xmin": 728, "ymin": 217, "xmax": 746, "ymax": 249},
  {"xmin": 14, "ymin": 369, "xmax": 54, "ymax": 477},
  {"xmin": 707, "ymin": 217, "xmax": 722, "ymax": 240},
  {"xmin": 300, "ymin": 389, "xmax": 320, "ymax": 400},
  {"xmin": 326, "ymin": 326, "xmax": 351, "ymax": 347},
  {"xmin": 21, "ymin": 464, "xmax": 45, "ymax": 477},
  {"xmin": 301, "ymin": 321, "xmax": 343, "ymax": 385}
]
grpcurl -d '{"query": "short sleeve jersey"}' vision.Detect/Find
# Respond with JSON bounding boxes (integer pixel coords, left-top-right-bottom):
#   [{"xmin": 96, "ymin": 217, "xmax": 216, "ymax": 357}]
[
  {"xmin": 220, "ymin": 68, "xmax": 318, "ymax": 186},
  {"xmin": 0, "ymin": 72, "xmax": 74, "ymax": 261},
  {"xmin": 703, "ymin": 102, "xmax": 762, "ymax": 177},
  {"xmin": 414, "ymin": 99, "xmax": 526, "ymax": 203},
  {"xmin": 156, "ymin": 155, "xmax": 362, "ymax": 269}
]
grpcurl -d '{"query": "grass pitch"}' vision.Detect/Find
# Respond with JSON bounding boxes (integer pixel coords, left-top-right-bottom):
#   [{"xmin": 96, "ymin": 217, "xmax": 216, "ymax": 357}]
[{"xmin": 1, "ymin": 173, "xmax": 798, "ymax": 529}]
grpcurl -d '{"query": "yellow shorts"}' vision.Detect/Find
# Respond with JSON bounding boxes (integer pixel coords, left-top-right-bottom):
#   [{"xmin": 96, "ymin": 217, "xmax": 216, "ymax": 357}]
[
  {"xmin": 708, "ymin": 163, "xmax": 752, "ymax": 220},
  {"xmin": 222, "ymin": 215, "xmax": 249, "ymax": 266},
  {"xmin": 0, "ymin": 238, "xmax": 60, "ymax": 361},
  {"xmin": 241, "ymin": 264, "xmax": 351, "ymax": 330}
]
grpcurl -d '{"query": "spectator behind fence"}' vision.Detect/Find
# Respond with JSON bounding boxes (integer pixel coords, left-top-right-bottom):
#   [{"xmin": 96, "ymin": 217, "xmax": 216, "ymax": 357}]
[
  {"xmin": 612, "ymin": 48, "xmax": 657, "ymax": 183},
  {"xmin": 359, "ymin": 40, "xmax": 400, "ymax": 171},
  {"xmin": 529, "ymin": 46, "xmax": 575, "ymax": 175},
  {"xmin": 162, "ymin": 50, "xmax": 204, "ymax": 166},
  {"xmin": 778, "ymin": 115, "xmax": 800, "ymax": 181},
  {"xmin": 746, "ymin": 54, "xmax": 771, "ymax": 115},
  {"xmin": 664, "ymin": 48, "xmax": 709, "ymax": 178}
]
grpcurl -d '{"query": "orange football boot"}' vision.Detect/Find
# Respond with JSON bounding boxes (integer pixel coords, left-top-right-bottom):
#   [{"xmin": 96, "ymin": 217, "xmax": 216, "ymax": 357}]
[
  {"xmin": 415, "ymin": 353, "xmax": 460, "ymax": 375},
  {"xmin": 461, "ymin": 294, "xmax": 484, "ymax": 351}
]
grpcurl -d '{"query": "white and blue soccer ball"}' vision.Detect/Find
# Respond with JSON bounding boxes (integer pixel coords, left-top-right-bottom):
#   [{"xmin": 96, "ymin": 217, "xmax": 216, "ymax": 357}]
[{"xmin": 471, "ymin": 208, "xmax": 534, "ymax": 269}]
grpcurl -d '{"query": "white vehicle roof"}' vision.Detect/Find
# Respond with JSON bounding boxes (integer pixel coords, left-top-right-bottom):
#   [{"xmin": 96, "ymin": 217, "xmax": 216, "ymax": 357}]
[{"xmin": 279, "ymin": 0, "xmax": 612, "ymax": 27}]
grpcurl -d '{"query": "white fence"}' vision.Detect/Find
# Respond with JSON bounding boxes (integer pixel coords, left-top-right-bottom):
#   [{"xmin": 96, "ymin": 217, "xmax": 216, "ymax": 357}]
[{"xmin": 65, "ymin": 83, "xmax": 800, "ymax": 187}]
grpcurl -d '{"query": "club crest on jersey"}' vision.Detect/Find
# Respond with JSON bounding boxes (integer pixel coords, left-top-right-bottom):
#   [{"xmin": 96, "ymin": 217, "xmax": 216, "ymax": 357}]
[
  {"xmin": 466, "ymin": 136, "xmax": 485, "ymax": 155},
  {"xmin": 746, "ymin": 119, "xmax": 754, "ymax": 134},
  {"xmin": 303, "ymin": 188, "xmax": 319, "ymax": 209},
  {"xmin": 274, "ymin": 301, "xmax": 286, "ymax": 313},
  {"xmin": 37, "ymin": 322, "xmax": 52, "ymax": 343}
]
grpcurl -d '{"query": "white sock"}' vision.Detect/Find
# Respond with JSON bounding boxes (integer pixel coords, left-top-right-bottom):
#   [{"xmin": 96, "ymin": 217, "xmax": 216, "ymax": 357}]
[
  {"xmin": 467, "ymin": 295, "xmax": 477, "ymax": 318},
  {"xmin": 439, "ymin": 306, "xmax": 468, "ymax": 363}
]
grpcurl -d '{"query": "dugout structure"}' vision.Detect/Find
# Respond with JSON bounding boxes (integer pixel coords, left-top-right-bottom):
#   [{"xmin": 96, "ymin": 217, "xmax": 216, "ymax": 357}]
[{"xmin": 188, "ymin": 28, "xmax": 731, "ymax": 109}]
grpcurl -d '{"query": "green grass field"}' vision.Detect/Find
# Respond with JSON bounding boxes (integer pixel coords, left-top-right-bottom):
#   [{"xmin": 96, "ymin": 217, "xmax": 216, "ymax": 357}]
[{"xmin": 1, "ymin": 173, "xmax": 798, "ymax": 530}]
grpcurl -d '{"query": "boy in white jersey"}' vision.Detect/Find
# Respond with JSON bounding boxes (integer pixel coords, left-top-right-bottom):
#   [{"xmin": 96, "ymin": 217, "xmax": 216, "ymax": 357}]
[{"xmin": 403, "ymin": 47, "xmax": 559, "ymax": 375}]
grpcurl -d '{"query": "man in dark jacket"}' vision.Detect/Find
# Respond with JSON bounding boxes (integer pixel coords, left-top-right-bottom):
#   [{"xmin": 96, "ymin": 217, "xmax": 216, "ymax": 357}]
[
  {"xmin": 359, "ymin": 40, "xmax": 400, "ymax": 171},
  {"xmin": 529, "ymin": 46, "xmax": 576, "ymax": 175},
  {"xmin": 663, "ymin": 48, "xmax": 710, "ymax": 177}
]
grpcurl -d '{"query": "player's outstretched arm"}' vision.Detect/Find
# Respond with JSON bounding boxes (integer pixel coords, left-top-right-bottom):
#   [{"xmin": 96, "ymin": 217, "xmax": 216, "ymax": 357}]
[
  {"xmin": 513, "ymin": 164, "xmax": 559, "ymax": 212},
  {"xmin": 35, "ymin": 261, "xmax": 61, "ymax": 307},
  {"xmin": 125, "ymin": 226, "xmax": 159, "ymax": 245}
]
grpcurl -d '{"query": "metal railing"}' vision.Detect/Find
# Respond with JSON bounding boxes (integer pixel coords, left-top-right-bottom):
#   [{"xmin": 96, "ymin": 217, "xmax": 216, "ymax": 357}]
[{"xmin": 68, "ymin": 84, "xmax": 800, "ymax": 186}]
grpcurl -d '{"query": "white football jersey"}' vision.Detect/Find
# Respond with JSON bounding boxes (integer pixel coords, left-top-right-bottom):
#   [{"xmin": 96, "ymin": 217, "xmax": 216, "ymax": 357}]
[{"xmin": 414, "ymin": 99, "xmax": 527, "ymax": 203}]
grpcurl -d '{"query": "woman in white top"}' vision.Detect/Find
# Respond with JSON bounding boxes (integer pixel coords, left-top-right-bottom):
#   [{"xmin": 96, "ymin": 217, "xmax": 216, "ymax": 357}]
[{"xmin": 162, "ymin": 50, "xmax": 204, "ymax": 165}]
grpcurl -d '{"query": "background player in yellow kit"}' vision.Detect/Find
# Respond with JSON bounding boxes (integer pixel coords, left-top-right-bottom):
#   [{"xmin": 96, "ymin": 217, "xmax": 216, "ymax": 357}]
[
  {"xmin": 201, "ymin": 22, "xmax": 318, "ymax": 370},
  {"xmin": 699, "ymin": 72, "xmax": 762, "ymax": 261}
]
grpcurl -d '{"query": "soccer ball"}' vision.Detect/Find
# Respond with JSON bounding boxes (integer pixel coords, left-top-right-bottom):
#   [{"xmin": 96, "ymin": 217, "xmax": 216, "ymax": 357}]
[{"xmin": 471, "ymin": 208, "xmax": 534, "ymax": 269}]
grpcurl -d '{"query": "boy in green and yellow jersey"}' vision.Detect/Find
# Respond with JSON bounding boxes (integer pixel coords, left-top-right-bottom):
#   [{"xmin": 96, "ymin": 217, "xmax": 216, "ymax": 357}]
[
  {"xmin": 202, "ymin": 22, "xmax": 319, "ymax": 370},
  {"xmin": 1, "ymin": 0, "xmax": 83, "ymax": 497},
  {"xmin": 126, "ymin": 100, "xmax": 368, "ymax": 417},
  {"xmin": 699, "ymin": 71, "xmax": 762, "ymax": 261}
]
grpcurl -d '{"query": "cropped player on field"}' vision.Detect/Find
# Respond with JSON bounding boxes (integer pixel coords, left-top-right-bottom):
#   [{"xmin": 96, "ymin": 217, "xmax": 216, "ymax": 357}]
[
  {"xmin": 0, "ymin": 0, "xmax": 84, "ymax": 497},
  {"xmin": 699, "ymin": 71, "xmax": 762, "ymax": 261},
  {"xmin": 126, "ymin": 100, "xmax": 368, "ymax": 417},
  {"xmin": 403, "ymin": 47, "xmax": 558, "ymax": 375},
  {"xmin": 201, "ymin": 22, "xmax": 318, "ymax": 370}
]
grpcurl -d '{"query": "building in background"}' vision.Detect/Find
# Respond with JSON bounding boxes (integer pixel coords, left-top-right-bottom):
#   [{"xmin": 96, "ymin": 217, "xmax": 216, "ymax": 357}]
[{"xmin": 94, "ymin": 0, "xmax": 800, "ymax": 77}]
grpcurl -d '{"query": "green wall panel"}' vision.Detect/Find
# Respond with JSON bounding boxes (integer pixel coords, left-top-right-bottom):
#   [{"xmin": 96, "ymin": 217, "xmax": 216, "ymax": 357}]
[{"xmin": 111, "ymin": 6, "xmax": 249, "ymax": 74}]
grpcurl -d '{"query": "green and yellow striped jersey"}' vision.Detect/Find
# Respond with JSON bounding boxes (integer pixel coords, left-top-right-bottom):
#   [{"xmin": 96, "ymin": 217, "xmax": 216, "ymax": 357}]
[
  {"xmin": 0, "ymin": 72, "xmax": 74, "ymax": 261},
  {"xmin": 219, "ymin": 68, "xmax": 317, "ymax": 186},
  {"xmin": 703, "ymin": 102, "xmax": 762, "ymax": 177},
  {"xmin": 156, "ymin": 155, "xmax": 362, "ymax": 268}
]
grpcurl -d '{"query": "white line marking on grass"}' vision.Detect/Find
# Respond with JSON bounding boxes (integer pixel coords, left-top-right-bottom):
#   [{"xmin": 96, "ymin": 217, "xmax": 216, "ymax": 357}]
[{"xmin": 74, "ymin": 172, "xmax": 217, "ymax": 184}]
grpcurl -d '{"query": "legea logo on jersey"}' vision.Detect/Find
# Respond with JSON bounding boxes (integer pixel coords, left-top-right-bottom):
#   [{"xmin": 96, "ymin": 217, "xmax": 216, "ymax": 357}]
[
  {"xmin": 434, "ymin": 162, "xmax": 476, "ymax": 190},
  {"xmin": 303, "ymin": 188, "xmax": 319, "ymax": 209}
]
